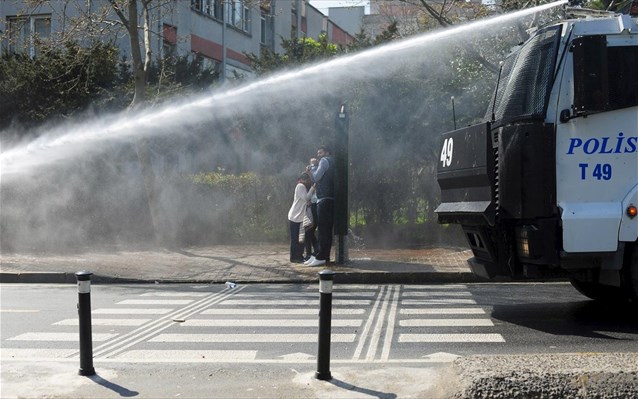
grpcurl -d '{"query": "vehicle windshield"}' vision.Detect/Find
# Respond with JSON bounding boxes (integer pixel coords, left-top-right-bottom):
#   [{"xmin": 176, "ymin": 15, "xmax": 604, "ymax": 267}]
[{"xmin": 489, "ymin": 25, "xmax": 562, "ymax": 122}]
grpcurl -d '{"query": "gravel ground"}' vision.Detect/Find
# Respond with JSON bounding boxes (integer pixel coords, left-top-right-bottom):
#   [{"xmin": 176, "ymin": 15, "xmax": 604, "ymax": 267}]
[{"xmin": 452, "ymin": 353, "xmax": 638, "ymax": 398}]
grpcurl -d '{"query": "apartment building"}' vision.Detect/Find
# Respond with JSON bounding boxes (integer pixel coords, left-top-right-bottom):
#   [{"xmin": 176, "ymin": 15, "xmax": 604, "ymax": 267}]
[{"xmin": 0, "ymin": 0, "xmax": 355, "ymax": 78}]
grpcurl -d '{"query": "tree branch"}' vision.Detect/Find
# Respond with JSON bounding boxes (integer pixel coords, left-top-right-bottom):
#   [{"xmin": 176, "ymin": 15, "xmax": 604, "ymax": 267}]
[{"xmin": 108, "ymin": 0, "xmax": 130, "ymax": 27}]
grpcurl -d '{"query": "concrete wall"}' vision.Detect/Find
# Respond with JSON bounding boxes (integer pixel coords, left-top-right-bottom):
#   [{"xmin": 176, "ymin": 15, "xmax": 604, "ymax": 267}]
[
  {"xmin": 305, "ymin": 3, "xmax": 326, "ymax": 38},
  {"xmin": 328, "ymin": 6, "xmax": 364, "ymax": 36}
]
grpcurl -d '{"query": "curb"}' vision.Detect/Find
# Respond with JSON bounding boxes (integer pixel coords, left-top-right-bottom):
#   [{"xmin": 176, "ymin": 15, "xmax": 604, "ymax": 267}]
[
  {"xmin": 0, "ymin": 271, "xmax": 485, "ymax": 285},
  {"xmin": 0, "ymin": 272, "xmax": 565, "ymax": 285}
]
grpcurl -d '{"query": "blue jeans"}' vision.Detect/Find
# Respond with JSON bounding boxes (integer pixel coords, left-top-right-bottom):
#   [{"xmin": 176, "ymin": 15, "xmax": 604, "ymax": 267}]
[{"xmin": 289, "ymin": 221, "xmax": 304, "ymax": 262}]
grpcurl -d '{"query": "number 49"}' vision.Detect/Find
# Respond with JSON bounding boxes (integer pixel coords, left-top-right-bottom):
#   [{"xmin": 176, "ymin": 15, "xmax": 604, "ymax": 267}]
[{"xmin": 440, "ymin": 138, "xmax": 454, "ymax": 167}]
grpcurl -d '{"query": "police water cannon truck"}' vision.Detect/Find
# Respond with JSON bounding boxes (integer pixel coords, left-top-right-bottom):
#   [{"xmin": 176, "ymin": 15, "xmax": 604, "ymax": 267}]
[{"xmin": 435, "ymin": 8, "xmax": 638, "ymax": 302}]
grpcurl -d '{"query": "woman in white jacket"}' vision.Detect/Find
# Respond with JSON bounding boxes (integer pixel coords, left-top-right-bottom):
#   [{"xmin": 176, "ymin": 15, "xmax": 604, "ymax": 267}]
[{"xmin": 287, "ymin": 172, "xmax": 315, "ymax": 263}]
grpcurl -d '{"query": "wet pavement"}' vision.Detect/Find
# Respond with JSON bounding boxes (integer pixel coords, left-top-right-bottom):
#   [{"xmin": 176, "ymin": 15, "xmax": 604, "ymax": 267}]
[{"xmin": 0, "ymin": 244, "xmax": 478, "ymax": 284}]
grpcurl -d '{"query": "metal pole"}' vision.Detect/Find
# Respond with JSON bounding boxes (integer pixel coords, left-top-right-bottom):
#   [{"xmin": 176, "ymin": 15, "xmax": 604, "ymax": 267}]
[
  {"xmin": 315, "ymin": 269, "xmax": 335, "ymax": 381},
  {"xmin": 337, "ymin": 235, "xmax": 346, "ymax": 264},
  {"xmin": 221, "ymin": 0, "xmax": 227, "ymax": 82},
  {"xmin": 270, "ymin": 0, "xmax": 277, "ymax": 51},
  {"xmin": 451, "ymin": 96, "xmax": 457, "ymax": 130},
  {"xmin": 76, "ymin": 271, "xmax": 95, "ymax": 376},
  {"xmin": 334, "ymin": 103, "xmax": 349, "ymax": 265},
  {"xmin": 296, "ymin": 0, "xmax": 302, "ymax": 38}
]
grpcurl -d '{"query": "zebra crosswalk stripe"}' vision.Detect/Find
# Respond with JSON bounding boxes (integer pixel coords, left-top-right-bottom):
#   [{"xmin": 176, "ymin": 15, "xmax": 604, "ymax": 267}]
[
  {"xmin": 117, "ymin": 299, "xmax": 194, "ymax": 305},
  {"xmin": 401, "ymin": 298, "xmax": 477, "ymax": 305},
  {"xmin": 219, "ymin": 299, "xmax": 371, "ymax": 306},
  {"xmin": 53, "ymin": 318, "xmax": 151, "ymax": 326},
  {"xmin": 399, "ymin": 334, "xmax": 505, "ymax": 343},
  {"xmin": 400, "ymin": 308, "xmax": 485, "ymax": 315},
  {"xmin": 149, "ymin": 333, "xmax": 356, "ymax": 343},
  {"xmin": 201, "ymin": 308, "xmax": 365, "ymax": 315},
  {"xmin": 1, "ymin": 348, "xmax": 78, "ymax": 360},
  {"xmin": 177, "ymin": 319, "xmax": 362, "ymax": 327},
  {"xmin": 112, "ymin": 350, "xmax": 258, "ymax": 362},
  {"xmin": 93, "ymin": 308, "xmax": 173, "ymax": 314},
  {"xmin": 400, "ymin": 319, "xmax": 494, "ymax": 327},
  {"xmin": 8, "ymin": 332, "xmax": 117, "ymax": 342}
]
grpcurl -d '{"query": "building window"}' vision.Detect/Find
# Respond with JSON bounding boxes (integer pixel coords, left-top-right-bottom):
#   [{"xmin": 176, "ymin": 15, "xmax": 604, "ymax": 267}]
[
  {"xmin": 260, "ymin": 10, "xmax": 274, "ymax": 47},
  {"xmin": 198, "ymin": 0, "xmax": 223, "ymax": 18},
  {"xmin": 203, "ymin": 0, "xmax": 212, "ymax": 15},
  {"xmin": 226, "ymin": 0, "xmax": 250, "ymax": 33},
  {"xmin": 214, "ymin": 0, "xmax": 224, "ymax": 19},
  {"xmin": 6, "ymin": 15, "xmax": 51, "ymax": 57},
  {"xmin": 194, "ymin": 0, "xmax": 248, "ymax": 31}
]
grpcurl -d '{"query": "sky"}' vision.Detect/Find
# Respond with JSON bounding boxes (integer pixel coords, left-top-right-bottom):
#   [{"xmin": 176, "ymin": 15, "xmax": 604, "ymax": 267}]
[{"xmin": 309, "ymin": 0, "xmax": 371, "ymax": 15}]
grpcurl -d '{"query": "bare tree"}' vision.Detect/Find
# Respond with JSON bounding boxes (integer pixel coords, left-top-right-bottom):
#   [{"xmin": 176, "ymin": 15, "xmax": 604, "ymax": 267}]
[
  {"xmin": 372, "ymin": 0, "xmax": 557, "ymax": 74},
  {"xmin": 13, "ymin": 0, "xmax": 173, "ymax": 245},
  {"xmin": 107, "ymin": 0, "xmax": 155, "ymax": 107},
  {"xmin": 105, "ymin": 0, "xmax": 165, "ymax": 244}
]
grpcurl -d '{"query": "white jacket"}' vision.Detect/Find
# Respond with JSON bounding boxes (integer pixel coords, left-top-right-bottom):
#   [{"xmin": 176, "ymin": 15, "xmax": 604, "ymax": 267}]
[{"xmin": 287, "ymin": 183, "xmax": 314, "ymax": 222}]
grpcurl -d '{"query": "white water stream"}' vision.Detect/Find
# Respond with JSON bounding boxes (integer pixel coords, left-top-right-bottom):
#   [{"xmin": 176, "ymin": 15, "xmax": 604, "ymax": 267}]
[{"xmin": 0, "ymin": 1, "xmax": 567, "ymax": 179}]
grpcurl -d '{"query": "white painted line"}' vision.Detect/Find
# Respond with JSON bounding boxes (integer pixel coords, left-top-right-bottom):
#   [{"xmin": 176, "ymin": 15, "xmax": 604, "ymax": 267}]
[
  {"xmin": 179, "ymin": 319, "xmax": 362, "ymax": 327},
  {"xmin": 401, "ymin": 291, "xmax": 472, "ymax": 297},
  {"xmin": 403, "ymin": 285, "xmax": 468, "ymax": 289},
  {"xmin": 235, "ymin": 292, "xmax": 376, "ymax": 297},
  {"xmin": 400, "ymin": 319, "xmax": 494, "ymax": 327},
  {"xmin": 201, "ymin": 308, "xmax": 365, "ymax": 315},
  {"xmin": 8, "ymin": 332, "xmax": 117, "ymax": 342},
  {"xmin": 399, "ymin": 334, "xmax": 505, "ymax": 343},
  {"xmin": 401, "ymin": 299, "xmax": 477, "ymax": 305},
  {"xmin": 149, "ymin": 333, "xmax": 356, "ymax": 343},
  {"xmin": 381, "ymin": 286, "xmax": 400, "ymax": 361},
  {"xmin": 53, "ymin": 319, "xmax": 151, "ymax": 326},
  {"xmin": 113, "ymin": 350, "xmax": 258, "ymax": 361},
  {"xmin": 0, "ymin": 348, "xmax": 78, "ymax": 359},
  {"xmin": 117, "ymin": 299, "xmax": 194, "ymax": 305},
  {"xmin": 219, "ymin": 299, "xmax": 371, "ymax": 305},
  {"xmin": 366, "ymin": 286, "xmax": 393, "ymax": 361},
  {"xmin": 0, "ymin": 309, "xmax": 40, "ymax": 313},
  {"xmin": 353, "ymin": 286, "xmax": 386, "ymax": 360},
  {"xmin": 140, "ymin": 292, "xmax": 209, "ymax": 297},
  {"xmin": 400, "ymin": 308, "xmax": 485, "ymax": 315},
  {"xmin": 93, "ymin": 308, "xmax": 173, "ymax": 315},
  {"xmin": 333, "ymin": 285, "xmax": 380, "ymax": 290}
]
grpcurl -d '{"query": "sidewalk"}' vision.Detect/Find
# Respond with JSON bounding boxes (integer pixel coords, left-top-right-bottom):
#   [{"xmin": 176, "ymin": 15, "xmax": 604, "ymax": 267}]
[{"xmin": 0, "ymin": 244, "xmax": 478, "ymax": 284}]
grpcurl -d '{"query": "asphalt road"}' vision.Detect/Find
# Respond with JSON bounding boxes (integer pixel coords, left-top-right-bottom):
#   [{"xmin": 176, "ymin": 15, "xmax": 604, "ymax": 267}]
[{"xmin": 1, "ymin": 282, "xmax": 637, "ymax": 398}]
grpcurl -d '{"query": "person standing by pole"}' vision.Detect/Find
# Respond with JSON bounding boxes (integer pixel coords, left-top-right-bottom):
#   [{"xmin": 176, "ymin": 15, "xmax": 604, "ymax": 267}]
[
  {"xmin": 306, "ymin": 146, "xmax": 334, "ymax": 267},
  {"xmin": 304, "ymin": 157, "xmax": 319, "ymax": 262},
  {"xmin": 288, "ymin": 173, "xmax": 315, "ymax": 263}
]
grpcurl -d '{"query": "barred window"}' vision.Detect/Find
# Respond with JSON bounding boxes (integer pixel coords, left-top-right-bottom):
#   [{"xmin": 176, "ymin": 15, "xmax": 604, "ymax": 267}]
[{"xmin": 491, "ymin": 26, "xmax": 561, "ymax": 121}]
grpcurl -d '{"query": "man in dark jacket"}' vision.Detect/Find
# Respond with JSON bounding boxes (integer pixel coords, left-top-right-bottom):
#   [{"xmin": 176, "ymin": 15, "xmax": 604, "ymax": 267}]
[{"xmin": 305, "ymin": 145, "xmax": 334, "ymax": 266}]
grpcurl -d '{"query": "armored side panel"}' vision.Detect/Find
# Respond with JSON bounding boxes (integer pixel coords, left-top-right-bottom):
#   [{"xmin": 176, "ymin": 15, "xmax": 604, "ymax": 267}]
[{"xmin": 435, "ymin": 122, "xmax": 495, "ymax": 226}]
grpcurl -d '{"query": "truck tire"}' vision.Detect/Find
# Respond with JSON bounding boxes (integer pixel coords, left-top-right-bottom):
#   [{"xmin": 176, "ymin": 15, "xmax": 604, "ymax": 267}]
[
  {"xmin": 569, "ymin": 277, "xmax": 626, "ymax": 302},
  {"xmin": 622, "ymin": 243, "xmax": 638, "ymax": 303}
]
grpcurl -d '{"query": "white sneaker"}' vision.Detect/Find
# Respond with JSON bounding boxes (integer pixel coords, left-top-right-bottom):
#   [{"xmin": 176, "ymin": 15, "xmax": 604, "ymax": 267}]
[
  {"xmin": 307, "ymin": 258, "xmax": 326, "ymax": 267},
  {"xmin": 303, "ymin": 256, "xmax": 316, "ymax": 265}
]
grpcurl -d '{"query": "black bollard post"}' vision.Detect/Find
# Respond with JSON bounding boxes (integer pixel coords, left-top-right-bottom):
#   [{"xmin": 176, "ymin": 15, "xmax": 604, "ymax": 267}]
[
  {"xmin": 76, "ymin": 271, "xmax": 95, "ymax": 376},
  {"xmin": 315, "ymin": 269, "xmax": 335, "ymax": 381}
]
